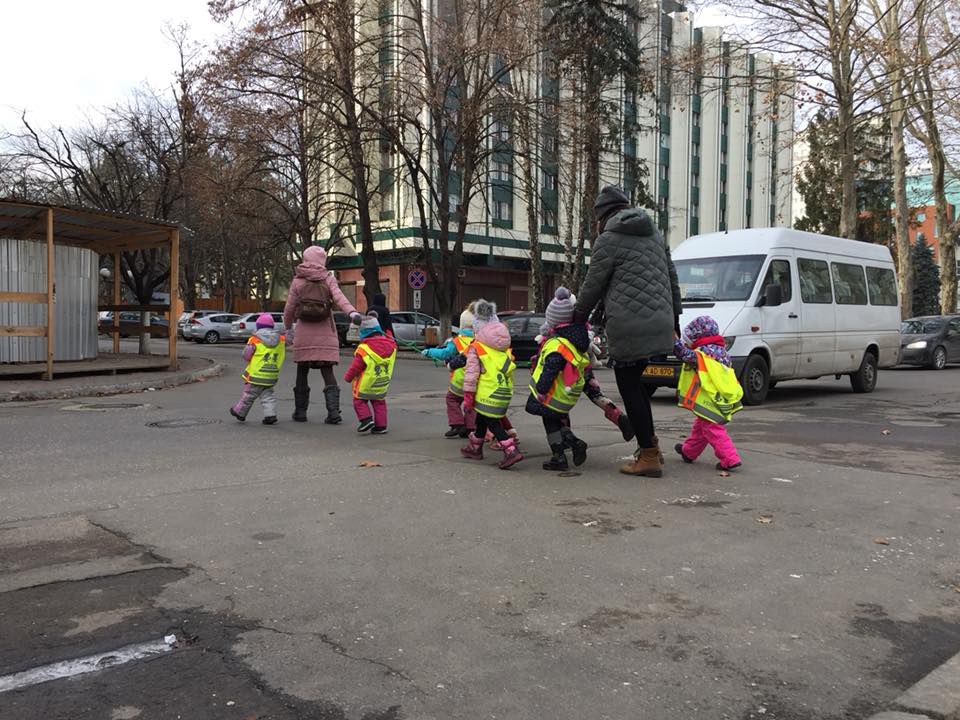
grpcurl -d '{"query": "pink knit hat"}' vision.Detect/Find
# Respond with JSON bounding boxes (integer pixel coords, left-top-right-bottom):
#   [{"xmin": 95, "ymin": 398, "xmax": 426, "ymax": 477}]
[{"xmin": 255, "ymin": 313, "xmax": 275, "ymax": 329}]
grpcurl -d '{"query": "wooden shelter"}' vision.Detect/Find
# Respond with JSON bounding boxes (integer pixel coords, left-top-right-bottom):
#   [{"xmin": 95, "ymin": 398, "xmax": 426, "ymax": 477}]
[{"xmin": 0, "ymin": 200, "xmax": 180, "ymax": 379}]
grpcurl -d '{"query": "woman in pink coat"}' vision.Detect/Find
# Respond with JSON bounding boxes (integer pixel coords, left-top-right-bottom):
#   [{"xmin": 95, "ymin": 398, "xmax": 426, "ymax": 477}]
[{"xmin": 283, "ymin": 245, "xmax": 359, "ymax": 424}]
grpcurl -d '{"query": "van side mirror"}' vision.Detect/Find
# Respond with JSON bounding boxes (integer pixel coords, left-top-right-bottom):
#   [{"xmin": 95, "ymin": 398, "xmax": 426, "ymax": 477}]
[{"xmin": 761, "ymin": 284, "xmax": 783, "ymax": 307}]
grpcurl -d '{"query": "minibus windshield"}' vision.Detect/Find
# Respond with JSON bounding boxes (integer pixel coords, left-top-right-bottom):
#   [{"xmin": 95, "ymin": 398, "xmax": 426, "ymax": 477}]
[{"xmin": 675, "ymin": 255, "xmax": 766, "ymax": 302}]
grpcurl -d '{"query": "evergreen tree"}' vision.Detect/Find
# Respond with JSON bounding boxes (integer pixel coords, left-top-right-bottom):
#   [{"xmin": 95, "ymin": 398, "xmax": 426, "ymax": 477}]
[{"xmin": 911, "ymin": 236, "xmax": 941, "ymax": 316}]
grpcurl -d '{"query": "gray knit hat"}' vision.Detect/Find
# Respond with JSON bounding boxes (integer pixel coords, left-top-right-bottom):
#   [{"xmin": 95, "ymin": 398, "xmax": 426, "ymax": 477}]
[
  {"xmin": 545, "ymin": 287, "xmax": 576, "ymax": 328},
  {"xmin": 472, "ymin": 299, "xmax": 498, "ymax": 333}
]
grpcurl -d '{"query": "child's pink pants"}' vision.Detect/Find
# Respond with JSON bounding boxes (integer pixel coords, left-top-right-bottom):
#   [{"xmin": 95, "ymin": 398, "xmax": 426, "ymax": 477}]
[
  {"xmin": 445, "ymin": 391, "xmax": 476, "ymax": 430},
  {"xmin": 682, "ymin": 417, "xmax": 741, "ymax": 467},
  {"xmin": 353, "ymin": 398, "xmax": 388, "ymax": 427}
]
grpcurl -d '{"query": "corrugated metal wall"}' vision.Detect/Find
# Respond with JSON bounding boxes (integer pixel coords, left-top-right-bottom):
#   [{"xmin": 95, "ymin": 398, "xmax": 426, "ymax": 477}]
[{"xmin": 0, "ymin": 239, "xmax": 98, "ymax": 362}]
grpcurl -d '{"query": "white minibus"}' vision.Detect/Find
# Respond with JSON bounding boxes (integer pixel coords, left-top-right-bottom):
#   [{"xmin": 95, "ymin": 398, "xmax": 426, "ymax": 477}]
[{"xmin": 642, "ymin": 228, "xmax": 901, "ymax": 405}]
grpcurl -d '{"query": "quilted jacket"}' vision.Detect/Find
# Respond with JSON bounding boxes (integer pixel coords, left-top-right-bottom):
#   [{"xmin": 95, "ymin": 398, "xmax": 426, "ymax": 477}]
[{"xmin": 574, "ymin": 208, "xmax": 682, "ymax": 363}]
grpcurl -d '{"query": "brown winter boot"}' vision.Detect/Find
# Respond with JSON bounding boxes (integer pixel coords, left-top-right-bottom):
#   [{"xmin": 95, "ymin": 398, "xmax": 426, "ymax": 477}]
[
  {"xmin": 651, "ymin": 435, "xmax": 665, "ymax": 464},
  {"xmin": 620, "ymin": 447, "xmax": 664, "ymax": 477}
]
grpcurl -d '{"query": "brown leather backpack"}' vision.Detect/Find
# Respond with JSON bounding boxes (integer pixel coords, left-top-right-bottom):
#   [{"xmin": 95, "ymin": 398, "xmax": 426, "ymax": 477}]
[{"xmin": 298, "ymin": 279, "xmax": 333, "ymax": 321}]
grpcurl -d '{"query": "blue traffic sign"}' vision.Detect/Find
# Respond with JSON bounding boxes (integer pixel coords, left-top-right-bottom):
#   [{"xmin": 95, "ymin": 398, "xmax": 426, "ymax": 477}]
[{"xmin": 408, "ymin": 269, "xmax": 427, "ymax": 290}]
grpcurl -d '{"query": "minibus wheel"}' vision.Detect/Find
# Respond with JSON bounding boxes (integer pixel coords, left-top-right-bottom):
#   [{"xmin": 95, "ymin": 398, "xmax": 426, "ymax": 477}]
[
  {"xmin": 742, "ymin": 354, "xmax": 769, "ymax": 406},
  {"xmin": 850, "ymin": 351, "xmax": 878, "ymax": 393}
]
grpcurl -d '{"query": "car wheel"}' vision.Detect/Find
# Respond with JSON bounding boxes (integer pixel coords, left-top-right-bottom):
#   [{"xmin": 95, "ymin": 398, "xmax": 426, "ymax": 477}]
[
  {"xmin": 850, "ymin": 351, "xmax": 878, "ymax": 393},
  {"xmin": 930, "ymin": 346, "xmax": 947, "ymax": 370},
  {"xmin": 204, "ymin": 331, "xmax": 220, "ymax": 344},
  {"xmin": 741, "ymin": 354, "xmax": 770, "ymax": 406}
]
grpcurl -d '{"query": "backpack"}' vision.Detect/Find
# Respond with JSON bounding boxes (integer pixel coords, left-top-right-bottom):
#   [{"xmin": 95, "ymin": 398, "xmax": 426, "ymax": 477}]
[{"xmin": 298, "ymin": 279, "xmax": 333, "ymax": 321}]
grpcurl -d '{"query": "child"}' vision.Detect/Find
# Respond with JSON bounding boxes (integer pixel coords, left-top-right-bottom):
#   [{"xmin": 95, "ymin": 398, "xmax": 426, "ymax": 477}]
[
  {"xmin": 460, "ymin": 300, "xmax": 523, "ymax": 469},
  {"xmin": 422, "ymin": 304, "xmax": 476, "ymax": 438},
  {"xmin": 343, "ymin": 311, "xmax": 397, "ymax": 434},
  {"xmin": 230, "ymin": 313, "xmax": 286, "ymax": 425},
  {"xmin": 673, "ymin": 315, "xmax": 744, "ymax": 471},
  {"xmin": 525, "ymin": 288, "xmax": 595, "ymax": 470}
]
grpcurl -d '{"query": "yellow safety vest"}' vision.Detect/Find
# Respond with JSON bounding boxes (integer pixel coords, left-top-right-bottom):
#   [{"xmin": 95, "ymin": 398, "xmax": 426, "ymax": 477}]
[
  {"xmin": 243, "ymin": 335, "xmax": 286, "ymax": 386},
  {"xmin": 529, "ymin": 336, "xmax": 589, "ymax": 414},
  {"xmin": 448, "ymin": 334, "xmax": 473, "ymax": 397},
  {"xmin": 473, "ymin": 342, "xmax": 515, "ymax": 418},
  {"xmin": 677, "ymin": 350, "xmax": 744, "ymax": 424},
  {"xmin": 352, "ymin": 343, "xmax": 397, "ymax": 400}
]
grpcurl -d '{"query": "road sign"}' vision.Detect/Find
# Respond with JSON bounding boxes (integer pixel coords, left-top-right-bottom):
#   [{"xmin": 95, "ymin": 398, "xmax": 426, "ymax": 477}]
[
  {"xmin": 408, "ymin": 268, "xmax": 427, "ymax": 290},
  {"xmin": 413, "ymin": 289, "xmax": 422, "ymax": 310}
]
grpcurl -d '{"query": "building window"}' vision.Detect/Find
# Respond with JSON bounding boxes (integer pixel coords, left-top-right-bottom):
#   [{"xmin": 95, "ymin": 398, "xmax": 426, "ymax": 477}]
[
  {"xmin": 660, "ymin": 165, "xmax": 669, "ymax": 181},
  {"xmin": 493, "ymin": 199, "xmax": 512, "ymax": 222},
  {"xmin": 692, "ymin": 174, "xmax": 699, "ymax": 188},
  {"xmin": 691, "ymin": 203, "xmax": 699, "ymax": 218},
  {"xmin": 544, "ymin": 173, "xmax": 557, "ymax": 191},
  {"xmin": 544, "ymin": 136, "xmax": 557, "ymax": 154},
  {"xmin": 493, "ymin": 160, "xmax": 511, "ymax": 182},
  {"xmin": 693, "ymin": 112, "xmax": 700, "ymax": 128},
  {"xmin": 660, "ymin": 134, "xmax": 670, "ymax": 149},
  {"xmin": 916, "ymin": 212, "xmax": 925, "ymax": 222},
  {"xmin": 494, "ymin": 120, "xmax": 511, "ymax": 143},
  {"xmin": 543, "ymin": 207, "xmax": 557, "ymax": 228}
]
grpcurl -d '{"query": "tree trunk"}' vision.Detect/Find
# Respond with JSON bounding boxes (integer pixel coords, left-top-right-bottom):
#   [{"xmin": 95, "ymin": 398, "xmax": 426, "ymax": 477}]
[
  {"xmin": 890, "ymin": 101, "xmax": 912, "ymax": 318},
  {"xmin": 931, "ymin": 151, "xmax": 957, "ymax": 313}
]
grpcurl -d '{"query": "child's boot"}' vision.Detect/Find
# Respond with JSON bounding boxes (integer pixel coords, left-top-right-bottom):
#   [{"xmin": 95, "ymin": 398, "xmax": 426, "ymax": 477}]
[
  {"xmin": 603, "ymin": 402, "xmax": 634, "ymax": 442},
  {"xmin": 460, "ymin": 433, "xmax": 484, "ymax": 460},
  {"xmin": 560, "ymin": 428, "xmax": 588, "ymax": 467},
  {"xmin": 445, "ymin": 424, "xmax": 465, "ymax": 438},
  {"xmin": 497, "ymin": 438, "xmax": 524, "ymax": 469},
  {"xmin": 262, "ymin": 416, "xmax": 278, "ymax": 425},
  {"xmin": 229, "ymin": 406, "xmax": 246, "ymax": 422},
  {"xmin": 542, "ymin": 445, "xmax": 568, "ymax": 471}
]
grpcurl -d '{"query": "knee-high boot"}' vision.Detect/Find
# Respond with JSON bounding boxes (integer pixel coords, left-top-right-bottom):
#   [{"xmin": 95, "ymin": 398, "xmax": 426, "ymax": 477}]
[{"xmin": 323, "ymin": 385, "xmax": 342, "ymax": 425}]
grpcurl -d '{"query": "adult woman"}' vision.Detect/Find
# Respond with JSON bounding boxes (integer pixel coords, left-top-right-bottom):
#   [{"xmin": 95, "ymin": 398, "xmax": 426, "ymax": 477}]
[
  {"xmin": 283, "ymin": 245, "xmax": 360, "ymax": 424},
  {"xmin": 574, "ymin": 185, "xmax": 683, "ymax": 477}
]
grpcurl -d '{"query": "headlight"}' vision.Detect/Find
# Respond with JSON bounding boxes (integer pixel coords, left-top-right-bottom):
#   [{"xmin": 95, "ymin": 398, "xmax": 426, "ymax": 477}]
[
  {"xmin": 723, "ymin": 336, "xmax": 736, "ymax": 350},
  {"xmin": 906, "ymin": 341, "xmax": 927, "ymax": 349}
]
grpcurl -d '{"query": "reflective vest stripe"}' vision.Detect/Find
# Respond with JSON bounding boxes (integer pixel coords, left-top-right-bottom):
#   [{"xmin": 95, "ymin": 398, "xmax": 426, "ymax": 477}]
[{"xmin": 242, "ymin": 336, "xmax": 286, "ymax": 386}]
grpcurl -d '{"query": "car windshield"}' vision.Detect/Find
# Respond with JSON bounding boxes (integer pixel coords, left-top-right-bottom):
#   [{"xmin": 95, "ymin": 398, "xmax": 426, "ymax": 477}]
[
  {"xmin": 902, "ymin": 319, "xmax": 943, "ymax": 334},
  {"xmin": 675, "ymin": 255, "xmax": 766, "ymax": 302}
]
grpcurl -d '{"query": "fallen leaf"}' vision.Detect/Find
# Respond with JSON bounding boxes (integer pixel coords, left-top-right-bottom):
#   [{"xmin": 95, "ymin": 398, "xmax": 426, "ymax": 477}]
[
  {"xmin": 873, "ymin": 537, "xmax": 890, "ymax": 545},
  {"xmin": 443, "ymin": 489, "xmax": 456, "ymax": 494},
  {"xmin": 756, "ymin": 515, "xmax": 773, "ymax": 525},
  {"xmin": 881, "ymin": 429, "xmax": 892, "ymax": 436},
  {"xmin": 358, "ymin": 460, "xmax": 382, "ymax": 468},
  {"xmin": 582, "ymin": 520, "xmax": 599, "ymax": 527},
  {"xmin": 719, "ymin": 470, "xmax": 731, "ymax": 477}
]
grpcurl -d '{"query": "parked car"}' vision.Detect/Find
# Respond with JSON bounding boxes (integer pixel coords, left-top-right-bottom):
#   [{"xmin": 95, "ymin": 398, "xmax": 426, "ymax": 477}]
[
  {"xmin": 230, "ymin": 312, "xmax": 286, "ymax": 341},
  {"xmin": 177, "ymin": 310, "xmax": 222, "ymax": 338},
  {"xmin": 333, "ymin": 312, "xmax": 351, "ymax": 346},
  {"xmin": 347, "ymin": 311, "xmax": 440, "ymax": 347},
  {"xmin": 900, "ymin": 315, "xmax": 960, "ymax": 369},
  {"xmin": 98, "ymin": 312, "xmax": 169, "ymax": 338},
  {"xmin": 182, "ymin": 313, "xmax": 241, "ymax": 344},
  {"xmin": 639, "ymin": 228, "xmax": 902, "ymax": 405},
  {"xmin": 504, "ymin": 313, "xmax": 546, "ymax": 366}
]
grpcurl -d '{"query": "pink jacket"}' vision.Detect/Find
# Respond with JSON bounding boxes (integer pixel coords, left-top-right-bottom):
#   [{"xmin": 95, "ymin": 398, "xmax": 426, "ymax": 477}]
[
  {"xmin": 463, "ymin": 320, "xmax": 512, "ymax": 394},
  {"xmin": 282, "ymin": 246, "xmax": 356, "ymax": 364},
  {"xmin": 343, "ymin": 334, "xmax": 397, "ymax": 382}
]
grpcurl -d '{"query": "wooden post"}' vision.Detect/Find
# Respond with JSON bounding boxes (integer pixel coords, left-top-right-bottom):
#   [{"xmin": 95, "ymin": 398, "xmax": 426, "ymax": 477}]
[
  {"xmin": 45, "ymin": 209, "xmax": 54, "ymax": 380},
  {"xmin": 113, "ymin": 253, "xmax": 121, "ymax": 354},
  {"xmin": 168, "ymin": 228, "xmax": 179, "ymax": 369}
]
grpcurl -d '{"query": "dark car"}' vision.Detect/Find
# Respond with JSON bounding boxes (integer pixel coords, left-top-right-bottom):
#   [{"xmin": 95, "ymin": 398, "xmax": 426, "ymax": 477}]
[
  {"xmin": 900, "ymin": 315, "xmax": 960, "ymax": 369},
  {"xmin": 505, "ymin": 313, "xmax": 546, "ymax": 366},
  {"xmin": 334, "ymin": 312, "xmax": 351, "ymax": 346},
  {"xmin": 98, "ymin": 312, "xmax": 169, "ymax": 338}
]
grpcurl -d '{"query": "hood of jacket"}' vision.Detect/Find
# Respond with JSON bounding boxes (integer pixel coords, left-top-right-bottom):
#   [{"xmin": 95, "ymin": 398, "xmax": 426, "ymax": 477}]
[
  {"xmin": 604, "ymin": 207, "xmax": 656, "ymax": 238},
  {"xmin": 255, "ymin": 327, "xmax": 282, "ymax": 347},
  {"xmin": 555, "ymin": 322, "xmax": 591, "ymax": 354},
  {"xmin": 476, "ymin": 320, "xmax": 511, "ymax": 351},
  {"xmin": 360, "ymin": 334, "xmax": 396, "ymax": 357},
  {"xmin": 295, "ymin": 245, "xmax": 330, "ymax": 282},
  {"xmin": 683, "ymin": 315, "xmax": 721, "ymax": 344}
]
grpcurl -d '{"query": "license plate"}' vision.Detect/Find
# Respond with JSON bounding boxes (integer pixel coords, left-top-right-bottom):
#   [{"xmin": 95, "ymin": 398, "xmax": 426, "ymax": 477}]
[{"xmin": 642, "ymin": 365, "xmax": 676, "ymax": 378}]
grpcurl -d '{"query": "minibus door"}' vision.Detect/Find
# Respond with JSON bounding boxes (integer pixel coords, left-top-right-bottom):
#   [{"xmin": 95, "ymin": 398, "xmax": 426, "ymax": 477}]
[{"xmin": 758, "ymin": 256, "xmax": 801, "ymax": 378}]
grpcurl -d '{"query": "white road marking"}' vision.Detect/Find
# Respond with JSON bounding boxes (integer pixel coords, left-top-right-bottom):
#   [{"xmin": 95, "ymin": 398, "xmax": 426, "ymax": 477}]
[{"xmin": 0, "ymin": 636, "xmax": 176, "ymax": 694}]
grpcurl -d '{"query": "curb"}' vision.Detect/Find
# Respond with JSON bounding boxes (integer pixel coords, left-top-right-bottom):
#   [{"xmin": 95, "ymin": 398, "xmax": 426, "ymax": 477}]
[
  {"xmin": 867, "ymin": 650, "xmax": 960, "ymax": 720},
  {"xmin": 0, "ymin": 360, "xmax": 224, "ymax": 403}
]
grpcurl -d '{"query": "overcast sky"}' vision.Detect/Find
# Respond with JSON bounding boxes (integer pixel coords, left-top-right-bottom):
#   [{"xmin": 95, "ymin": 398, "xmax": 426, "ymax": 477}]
[{"xmin": 0, "ymin": 0, "xmax": 221, "ymax": 132}]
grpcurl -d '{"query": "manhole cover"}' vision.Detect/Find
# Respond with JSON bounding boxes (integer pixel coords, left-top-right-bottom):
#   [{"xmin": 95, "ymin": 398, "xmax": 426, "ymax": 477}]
[
  {"xmin": 147, "ymin": 418, "xmax": 221, "ymax": 428},
  {"xmin": 63, "ymin": 402, "xmax": 148, "ymax": 412}
]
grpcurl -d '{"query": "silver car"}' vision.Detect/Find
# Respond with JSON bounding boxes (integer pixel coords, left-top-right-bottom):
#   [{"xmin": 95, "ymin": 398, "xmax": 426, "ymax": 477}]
[
  {"xmin": 230, "ymin": 312, "xmax": 287, "ymax": 341},
  {"xmin": 182, "ymin": 313, "xmax": 241, "ymax": 344},
  {"xmin": 346, "ymin": 311, "xmax": 440, "ymax": 347},
  {"xmin": 177, "ymin": 310, "xmax": 222, "ymax": 338}
]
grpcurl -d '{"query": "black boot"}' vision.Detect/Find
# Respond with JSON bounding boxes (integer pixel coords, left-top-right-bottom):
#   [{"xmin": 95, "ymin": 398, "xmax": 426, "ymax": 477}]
[
  {"xmin": 561, "ymin": 428, "xmax": 588, "ymax": 467},
  {"xmin": 323, "ymin": 385, "xmax": 342, "ymax": 425},
  {"xmin": 445, "ymin": 425, "xmax": 465, "ymax": 438},
  {"xmin": 543, "ymin": 445, "xmax": 569, "ymax": 471},
  {"xmin": 292, "ymin": 387, "xmax": 309, "ymax": 422}
]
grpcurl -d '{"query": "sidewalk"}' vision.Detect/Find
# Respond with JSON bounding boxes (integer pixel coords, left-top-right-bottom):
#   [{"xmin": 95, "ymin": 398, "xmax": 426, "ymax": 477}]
[{"xmin": 0, "ymin": 355, "xmax": 223, "ymax": 402}]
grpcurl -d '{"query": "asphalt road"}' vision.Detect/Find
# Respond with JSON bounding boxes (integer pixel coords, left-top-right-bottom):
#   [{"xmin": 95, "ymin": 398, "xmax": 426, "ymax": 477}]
[{"xmin": 1, "ymin": 343, "xmax": 958, "ymax": 720}]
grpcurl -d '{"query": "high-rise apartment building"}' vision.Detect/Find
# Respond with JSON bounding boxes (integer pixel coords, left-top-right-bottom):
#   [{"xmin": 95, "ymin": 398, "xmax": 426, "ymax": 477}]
[{"xmin": 315, "ymin": 1, "xmax": 795, "ymax": 313}]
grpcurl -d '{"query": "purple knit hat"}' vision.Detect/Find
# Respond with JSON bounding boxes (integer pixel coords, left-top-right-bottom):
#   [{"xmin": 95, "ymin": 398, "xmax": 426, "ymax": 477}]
[{"xmin": 255, "ymin": 313, "xmax": 275, "ymax": 329}]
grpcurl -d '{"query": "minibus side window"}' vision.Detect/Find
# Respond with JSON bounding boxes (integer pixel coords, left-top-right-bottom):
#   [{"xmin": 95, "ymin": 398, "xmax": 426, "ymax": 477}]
[
  {"xmin": 831, "ymin": 262, "xmax": 868, "ymax": 305},
  {"xmin": 761, "ymin": 260, "xmax": 792, "ymax": 302},
  {"xmin": 865, "ymin": 267, "xmax": 898, "ymax": 306},
  {"xmin": 798, "ymin": 258, "xmax": 833, "ymax": 304}
]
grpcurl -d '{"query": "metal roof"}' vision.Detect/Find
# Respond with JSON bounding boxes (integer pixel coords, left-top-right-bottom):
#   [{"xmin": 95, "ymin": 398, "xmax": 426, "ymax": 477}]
[{"xmin": 0, "ymin": 199, "xmax": 181, "ymax": 253}]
